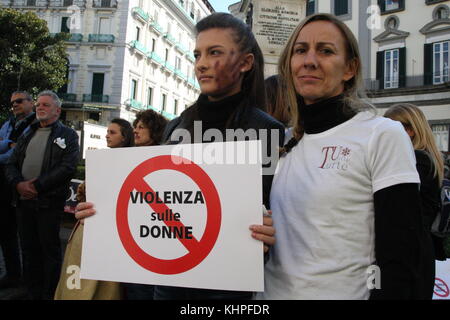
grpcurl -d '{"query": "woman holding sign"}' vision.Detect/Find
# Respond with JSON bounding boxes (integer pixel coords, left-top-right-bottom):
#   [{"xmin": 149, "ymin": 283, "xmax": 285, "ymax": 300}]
[
  {"xmin": 55, "ymin": 118, "xmax": 134, "ymax": 300},
  {"xmin": 76, "ymin": 13, "xmax": 283, "ymax": 300},
  {"xmin": 258, "ymin": 13, "xmax": 431, "ymax": 299}
]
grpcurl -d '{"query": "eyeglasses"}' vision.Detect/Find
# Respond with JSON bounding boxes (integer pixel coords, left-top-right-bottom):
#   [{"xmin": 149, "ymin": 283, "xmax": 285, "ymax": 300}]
[{"xmin": 10, "ymin": 98, "xmax": 30, "ymax": 106}]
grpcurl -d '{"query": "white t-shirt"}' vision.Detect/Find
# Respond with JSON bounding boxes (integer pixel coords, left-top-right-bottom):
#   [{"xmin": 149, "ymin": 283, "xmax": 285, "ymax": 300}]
[{"xmin": 258, "ymin": 111, "xmax": 420, "ymax": 300}]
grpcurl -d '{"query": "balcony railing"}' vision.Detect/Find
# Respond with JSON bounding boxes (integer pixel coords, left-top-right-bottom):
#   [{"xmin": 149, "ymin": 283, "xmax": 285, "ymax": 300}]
[
  {"xmin": 162, "ymin": 110, "xmax": 176, "ymax": 120},
  {"xmin": 83, "ymin": 94, "xmax": 109, "ymax": 103},
  {"xmin": 92, "ymin": 0, "xmax": 117, "ymax": 8},
  {"xmin": 127, "ymin": 99, "xmax": 145, "ymax": 110},
  {"xmin": 186, "ymin": 53, "xmax": 195, "ymax": 63},
  {"xmin": 164, "ymin": 61, "xmax": 175, "ymax": 73},
  {"xmin": 129, "ymin": 40, "xmax": 148, "ymax": 55},
  {"xmin": 132, "ymin": 7, "xmax": 149, "ymax": 22},
  {"xmin": 175, "ymin": 42, "xmax": 188, "ymax": 55},
  {"xmin": 364, "ymin": 74, "xmax": 450, "ymax": 92},
  {"xmin": 163, "ymin": 33, "xmax": 177, "ymax": 45},
  {"xmin": 150, "ymin": 22, "xmax": 165, "ymax": 34},
  {"xmin": 67, "ymin": 33, "xmax": 83, "ymax": 42},
  {"xmin": 175, "ymin": 69, "xmax": 187, "ymax": 80},
  {"xmin": 88, "ymin": 34, "xmax": 115, "ymax": 43},
  {"xmin": 147, "ymin": 105, "xmax": 160, "ymax": 112},
  {"xmin": 148, "ymin": 52, "xmax": 164, "ymax": 65},
  {"xmin": 59, "ymin": 93, "xmax": 77, "ymax": 102}
]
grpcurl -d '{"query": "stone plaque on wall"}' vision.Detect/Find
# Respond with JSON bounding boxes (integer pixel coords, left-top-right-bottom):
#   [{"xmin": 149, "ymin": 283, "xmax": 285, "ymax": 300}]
[{"xmin": 252, "ymin": 0, "xmax": 302, "ymax": 56}]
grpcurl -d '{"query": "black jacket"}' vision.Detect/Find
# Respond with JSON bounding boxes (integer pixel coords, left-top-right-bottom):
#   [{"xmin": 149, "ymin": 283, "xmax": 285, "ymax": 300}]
[
  {"xmin": 163, "ymin": 103, "xmax": 285, "ymax": 208},
  {"xmin": 5, "ymin": 120, "xmax": 80, "ymax": 208}
]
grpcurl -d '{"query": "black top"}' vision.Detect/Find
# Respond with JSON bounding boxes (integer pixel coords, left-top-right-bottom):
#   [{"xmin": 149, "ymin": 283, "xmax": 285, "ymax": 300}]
[
  {"xmin": 159, "ymin": 92, "xmax": 285, "ymax": 300},
  {"xmin": 197, "ymin": 92, "xmax": 244, "ymax": 132},
  {"xmin": 296, "ymin": 94, "xmax": 431, "ymax": 299},
  {"xmin": 297, "ymin": 94, "xmax": 356, "ymax": 134},
  {"xmin": 415, "ymin": 149, "xmax": 446, "ymax": 261}
]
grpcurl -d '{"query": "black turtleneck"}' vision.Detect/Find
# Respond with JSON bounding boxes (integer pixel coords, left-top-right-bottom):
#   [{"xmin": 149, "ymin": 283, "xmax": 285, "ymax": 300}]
[
  {"xmin": 197, "ymin": 92, "xmax": 244, "ymax": 133},
  {"xmin": 297, "ymin": 94, "xmax": 356, "ymax": 134},
  {"xmin": 289, "ymin": 94, "xmax": 429, "ymax": 300}
]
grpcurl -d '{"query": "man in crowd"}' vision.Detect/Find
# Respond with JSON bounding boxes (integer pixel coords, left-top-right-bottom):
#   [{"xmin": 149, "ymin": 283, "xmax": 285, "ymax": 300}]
[
  {"xmin": 5, "ymin": 90, "xmax": 79, "ymax": 300},
  {"xmin": 0, "ymin": 91, "xmax": 35, "ymax": 289}
]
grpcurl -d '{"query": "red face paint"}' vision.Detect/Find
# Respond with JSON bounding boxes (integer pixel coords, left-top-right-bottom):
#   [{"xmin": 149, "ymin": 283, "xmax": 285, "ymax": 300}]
[{"xmin": 194, "ymin": 28, "xmax": 248, "ymax": 101}]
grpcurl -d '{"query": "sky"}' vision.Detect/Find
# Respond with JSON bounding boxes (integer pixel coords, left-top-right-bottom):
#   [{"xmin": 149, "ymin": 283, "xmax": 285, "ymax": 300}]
[{"xmin": 208, "ymin": 0, "xmax": 238, "ymax": 13}]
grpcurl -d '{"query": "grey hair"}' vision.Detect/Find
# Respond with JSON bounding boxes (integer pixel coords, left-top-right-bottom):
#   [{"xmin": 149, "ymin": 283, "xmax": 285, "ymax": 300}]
[
  {"xmin": 37, "ymin": 90, "xmax": 62, "ymax": 108},
  {"xmin": 11, "ymin": 91, "xmax": 32, "ymax": 101}
]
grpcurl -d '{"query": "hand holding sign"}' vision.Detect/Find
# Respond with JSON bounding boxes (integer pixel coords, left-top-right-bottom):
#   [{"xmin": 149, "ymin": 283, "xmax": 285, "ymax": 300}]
[{"xmin": 75, "ymin": 202, "xmax": 95, "ymax": 225}]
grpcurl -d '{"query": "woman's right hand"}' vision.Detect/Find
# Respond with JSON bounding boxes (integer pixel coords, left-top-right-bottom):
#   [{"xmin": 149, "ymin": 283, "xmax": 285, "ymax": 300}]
[{"xmin": 75, "ymin": 202, "xmax": 96, "ymax": 225}]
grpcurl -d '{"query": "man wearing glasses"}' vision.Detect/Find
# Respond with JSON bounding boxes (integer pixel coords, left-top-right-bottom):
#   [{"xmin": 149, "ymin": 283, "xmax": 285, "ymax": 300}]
[
  {"xmin": 0, "ymin": 91, "xmax": 35, "ymax": 291},
  {"xmin": 5, "ymin": 91, "xmax": 79, "ymax": 300}
]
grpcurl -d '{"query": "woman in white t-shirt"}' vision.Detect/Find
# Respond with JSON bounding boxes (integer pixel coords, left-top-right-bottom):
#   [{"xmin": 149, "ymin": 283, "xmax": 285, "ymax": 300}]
[{"xmin": 258, "ymin": 13, "xmax": 431, "ymax": 300}]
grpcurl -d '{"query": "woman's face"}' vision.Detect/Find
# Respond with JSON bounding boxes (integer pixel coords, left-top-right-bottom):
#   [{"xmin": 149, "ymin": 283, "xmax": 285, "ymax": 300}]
[
  {"xmin": 194, "ymin": 28, "xmax": 253, "ymax": 101},
  {"xmin": 290, "ymin": 20, "xmax": 355, "ymax": 105},
  {"xmin": 106, "ymin": 123, "xmax": 125, "ymax": 148},
  {"xmin": 134, "ymin": 120, "xmax": 152, "ymax": 146}
]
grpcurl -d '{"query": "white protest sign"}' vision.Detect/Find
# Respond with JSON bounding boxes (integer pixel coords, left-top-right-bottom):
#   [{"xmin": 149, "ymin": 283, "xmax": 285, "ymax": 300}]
[
  {"xmin": 433, "ymin": 259, "xmax": 450, "ymax": 299},
  {"xmin": 80, "ymin": 141, "xmax": 264, "ymax": 292}
]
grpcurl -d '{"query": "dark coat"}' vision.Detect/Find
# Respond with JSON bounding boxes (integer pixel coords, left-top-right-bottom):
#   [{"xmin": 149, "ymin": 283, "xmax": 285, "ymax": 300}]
[
  {"xmin": 5, "ymin": 119, "xmax": 80, "ymax": 208},
  {"xmin": 163, "ymin": 103, "xmax": 285, "ymax": 208}
]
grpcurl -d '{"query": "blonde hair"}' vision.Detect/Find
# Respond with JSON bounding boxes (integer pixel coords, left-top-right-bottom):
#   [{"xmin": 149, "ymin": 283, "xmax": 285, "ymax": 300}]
[
  {"xmin": 278, "ymin": 13, "xmax": 372, "ymax": 140},
  {"xmin": 384, "ymin": 103, "xmax": 444, "ymax": 183}
]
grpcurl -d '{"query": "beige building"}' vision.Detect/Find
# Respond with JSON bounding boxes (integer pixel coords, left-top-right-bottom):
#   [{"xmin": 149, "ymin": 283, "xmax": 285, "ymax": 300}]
[
  {"xmin": 231, "ymin": 0, "xmax": 450, "ymax": 152},
  {"xmin": 1, "ymin": 0, "xmax": 214, "ymax": 128}
]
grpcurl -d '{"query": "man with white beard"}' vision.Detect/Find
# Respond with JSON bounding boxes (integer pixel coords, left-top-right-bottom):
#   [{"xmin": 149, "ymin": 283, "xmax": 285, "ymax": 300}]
[{"xmin": 5, "ymin": 90, "xmax": 79, "ymax": 300}]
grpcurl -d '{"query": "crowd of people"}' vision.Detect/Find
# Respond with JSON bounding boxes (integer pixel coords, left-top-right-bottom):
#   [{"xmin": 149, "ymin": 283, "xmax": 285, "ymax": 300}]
[{"xmin": 0, "ymin": 12, "xmax": 448, "ymax": 300}]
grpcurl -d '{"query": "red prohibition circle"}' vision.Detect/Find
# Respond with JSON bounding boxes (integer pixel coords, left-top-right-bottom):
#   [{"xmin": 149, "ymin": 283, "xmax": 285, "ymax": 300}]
[
  {"xmin": 434, "ymin": 278, "xmax": 450, "ymax": 298},
  {"xmin": 116, "ymin": 155, "xmax": 222, "ymax": 275}
]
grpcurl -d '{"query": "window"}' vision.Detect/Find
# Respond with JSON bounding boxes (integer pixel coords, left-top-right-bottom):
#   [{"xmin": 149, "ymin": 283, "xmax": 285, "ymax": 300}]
[
  {"xmin": 376, "ymin": 48, "xmax": 405, "ymax": 89},
  {"xmin": 135, "ymin": 26, "xmax": 140, "ymax": 41},
  {"xmin": 92, "ymin": 73, "xmax": 104, "ymax": 95},
  {"xmin": 432, "ymin": 124, "xmax": 449, "ymax": 152},
  {"xmin": 378, "ymin": 0, "xmax": 405, "ymax": 14},
  {"xmin": 61, "ymin": 17, "xmax": 70, "ymax": 33},
  {"xmin": 174, "ymin": 99, "xmax": 179, "ymax": 115},
  {"xmin": 385, "ymin": 49, "xmax": 399, "ymax": 89},
  {"xmin": 306, "ymin": 0, "xmax": 315, "ymax": 16},
  {"xmin": 385, "ymin": 0, "xmax": 399, "ymax": 11},
  {"xmin": 334, "ymin": 0, "xmax": 348, "ymax": 16},
  {"xmin": 147, "ymin": 87, "xmax": 153, "ymax": 106},
  {"xmin": 99, "ymin": 17, "xmax": 110, "ymax": 34},
  {"xmin": 433, "ymin": 41, "xmax": 449, "ymax": 84},
  {"xmin": 161, "ymin": 93, "xmax": 167, "ymax": 111},
  {"xmin": 433, "ymin": 5, "xmax": 450, "ymax": 20},
  {"xmin": 130, "ymin": 79, "xmax": 138, "ymax": 100},
  {"xmin": 64, "ymin": 0, "xmax": 74, "ymax": 6},
  {"xmin": 426, "ymin": 0, "xmax": 448, "ymax": 5},
  {"xmin": 151, "ymin": 38, "xmax": 156, "ymax": 52},
  {"xmin": 165, "ymin": 49, "xmax": 169, "ymax": 62},
  {"xmin": 175, "ymin": 56, "xmax": 181, "ymax": 70},
  {"xmin": 27, "ymin": 0, "xmax": 36, "ymax": 5}
]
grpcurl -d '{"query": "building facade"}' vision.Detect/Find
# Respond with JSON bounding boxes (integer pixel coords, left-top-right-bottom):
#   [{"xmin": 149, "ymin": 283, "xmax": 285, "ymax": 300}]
[
  {"xmin": 1, "ymin": 0, "xmax": 214, "ymax": 128},
  {"xmin": 231, "ymin": 0, "xmax": 450, "ymax": 152}
]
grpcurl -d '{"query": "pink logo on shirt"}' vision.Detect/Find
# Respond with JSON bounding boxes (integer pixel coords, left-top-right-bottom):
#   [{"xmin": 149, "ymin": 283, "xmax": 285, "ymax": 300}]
[{"xmin": 319, "ymin": 146, "xmax": 351, "ymax": 171}]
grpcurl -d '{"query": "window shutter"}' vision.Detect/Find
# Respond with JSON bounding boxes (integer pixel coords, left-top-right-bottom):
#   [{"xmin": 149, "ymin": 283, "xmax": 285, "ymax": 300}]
[
  {"xmin": 92, "ymin": 73, "xmax": 105, "ymax": 95},
  {"xmin": 376, "ymin": 51, "xmax": 385, "ymax": 90},
  {"xmin": 424, "ymin": 43, "xmax": 433, "ymax": 85},
  {"xmin": 377, "ymin": 0, "xmax": 385, "ymax": 13},
  {"xmin": 399, "ymin": 47, "xmax": 406, "ymax": 88}
]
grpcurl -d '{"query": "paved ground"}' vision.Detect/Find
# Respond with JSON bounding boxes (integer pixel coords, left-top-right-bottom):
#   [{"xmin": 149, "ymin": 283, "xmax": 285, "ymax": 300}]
[{"xmin": 0, "ymin": 222, "xmax": 74, "ymax": 300}]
